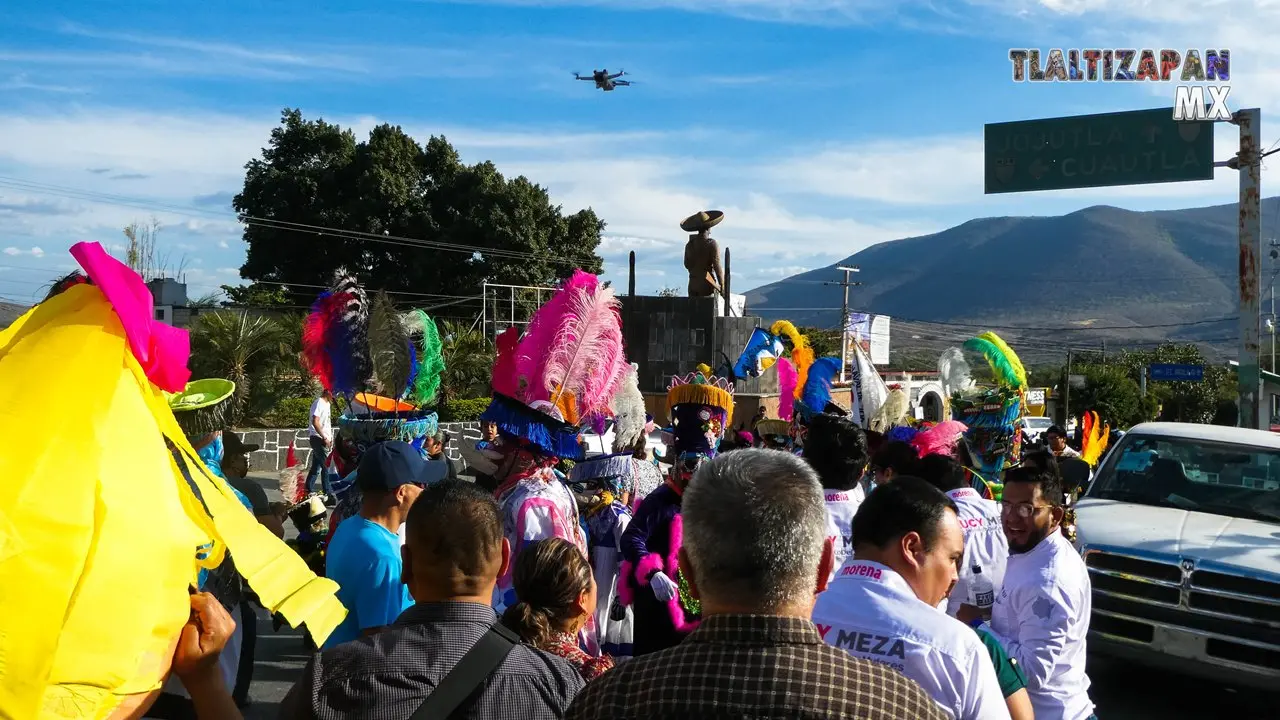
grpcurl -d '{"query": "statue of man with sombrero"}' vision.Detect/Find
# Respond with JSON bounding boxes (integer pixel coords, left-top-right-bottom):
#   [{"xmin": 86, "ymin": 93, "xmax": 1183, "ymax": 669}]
[{"xmin": 681, "ymin": 210, "xmax": 724, "ymax": 298}]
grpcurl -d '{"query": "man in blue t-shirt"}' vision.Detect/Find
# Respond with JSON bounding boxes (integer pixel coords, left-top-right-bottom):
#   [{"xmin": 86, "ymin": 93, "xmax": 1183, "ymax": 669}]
[{"xmin": 324, "ymin": 441, "xmax": 427, "ymax": 647}]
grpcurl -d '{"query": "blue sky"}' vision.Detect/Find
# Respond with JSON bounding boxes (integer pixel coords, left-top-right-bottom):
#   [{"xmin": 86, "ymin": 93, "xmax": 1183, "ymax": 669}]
[{"xmin": 0, "ymin": 0, "xmax": 1275, "ymax": 309}]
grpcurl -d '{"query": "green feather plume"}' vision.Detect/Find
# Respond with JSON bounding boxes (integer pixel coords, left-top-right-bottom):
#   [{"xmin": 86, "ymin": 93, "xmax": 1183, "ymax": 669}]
[
  {"xmin": 403, "ymin": 309, "xmax": 446, "ymax": 406},
  {"xmin": 964, "ymin": 332, "xmax": 1027, "ymax": 390},
  {"xmin": 368, "ymin": 292, "xmax": 414, "ymax": 399}
]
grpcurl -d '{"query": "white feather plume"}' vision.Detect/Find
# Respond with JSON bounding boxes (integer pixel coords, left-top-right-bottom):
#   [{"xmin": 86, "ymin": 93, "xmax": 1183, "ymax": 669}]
[
  {"xmin": 611, "ymin": 364, "xmax": 645, "ymax": 452},
  {"xmin": 869, "ymin": 389, "xmax": 910, "ymax": 433},
  {"xmin": 938, "ymin": 347, "xmax": 973, "ymax": 397}
]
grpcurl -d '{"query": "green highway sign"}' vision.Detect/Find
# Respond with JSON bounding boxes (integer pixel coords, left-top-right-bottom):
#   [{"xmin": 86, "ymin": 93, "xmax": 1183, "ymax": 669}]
[{"xmin": 984, "ymin": 108, "xmax": 1214, "ymax": 194}]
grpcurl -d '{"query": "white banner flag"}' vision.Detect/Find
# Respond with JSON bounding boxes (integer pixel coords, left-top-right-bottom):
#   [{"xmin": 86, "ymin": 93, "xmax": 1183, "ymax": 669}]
[{"xmin": 849, "ymin": 341, "xmax": 889, "ymax": 429}]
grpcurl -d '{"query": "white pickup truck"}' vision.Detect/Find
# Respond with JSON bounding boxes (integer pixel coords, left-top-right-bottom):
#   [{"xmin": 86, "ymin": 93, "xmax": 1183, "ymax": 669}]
[{"xmin": 1073, "ymin": 422, "xmax": 1280, "ymax": 690}]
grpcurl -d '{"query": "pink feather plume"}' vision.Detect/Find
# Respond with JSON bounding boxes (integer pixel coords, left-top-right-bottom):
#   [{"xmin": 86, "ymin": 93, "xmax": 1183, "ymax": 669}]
[
  {"xmin": 516, "ymin": 270, "xmax": 599, "ymax": 403},
  {"xmin": 518, "ymin": 270, "xmax": 627, "ymax": 419},
  {"xmin": 776, "ymin": 357, "xmax": 797, "ymax": 421},
  {"xmin": 911, "ymin": 420, "xmax": 968, "ymax": 458},
  {"xmin": 491, "ymin": 326, "xmax": 521, "ymax": 397}
]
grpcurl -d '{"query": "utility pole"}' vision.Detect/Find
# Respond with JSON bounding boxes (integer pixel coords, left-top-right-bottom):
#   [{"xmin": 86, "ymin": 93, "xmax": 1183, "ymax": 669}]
[
  {"xmin": 1064, "ymin": 349, "xmax": 1073, "ymax": 427},
  {"xmin": 1268, "ymin": 239, "xmax": 1278, "ymax": 373},
  {"xmin": 1227, "ymin": 108, "xmax": 1263, "ymax": 429},
  {"xmin": 826, "ymin": 266, "xmax": 862, "ymax": 382}
]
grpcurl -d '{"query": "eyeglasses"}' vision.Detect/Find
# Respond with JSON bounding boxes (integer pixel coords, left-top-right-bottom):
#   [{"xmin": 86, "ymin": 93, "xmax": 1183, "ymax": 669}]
[{"xmin": 1000, "ymin": 501, "xmax": 1055, "ymax": 519}]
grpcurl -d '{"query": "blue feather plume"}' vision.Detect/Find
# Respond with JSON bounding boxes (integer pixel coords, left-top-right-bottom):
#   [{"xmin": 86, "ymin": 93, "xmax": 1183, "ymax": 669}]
[
  {"xmin": 887, "ymin": 425, "xmax": 920, "ymax": 444},
  {"xmin": 328, "ymin": 316, "xmax": 363, "ymax": 396},
  {"xmin": 402, "ymin": 339, "xmax": 418, "ymax": 399},
  {"xmin": 798, "ymin": 356, "xmax": 841, "ymax": 418}
]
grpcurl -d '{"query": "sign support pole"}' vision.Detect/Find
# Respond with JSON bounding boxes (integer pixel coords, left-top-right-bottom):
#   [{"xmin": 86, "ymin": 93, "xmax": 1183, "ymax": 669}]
[
  {"xmin": 1233, "ymin": 109, "xmax": 1263, "ymax": 429},
  {"xmin": 829, "ymin": 266, "xmax": 860, "ymax": 383}
]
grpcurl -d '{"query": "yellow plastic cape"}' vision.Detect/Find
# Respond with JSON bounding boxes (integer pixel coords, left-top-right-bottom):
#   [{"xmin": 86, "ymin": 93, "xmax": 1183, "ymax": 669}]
[{"xmin": 0, "ymin": 284, "xmax": 345, "ymax": 719}]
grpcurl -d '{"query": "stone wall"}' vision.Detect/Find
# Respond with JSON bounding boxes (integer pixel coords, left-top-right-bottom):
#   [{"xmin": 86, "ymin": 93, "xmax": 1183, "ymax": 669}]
[
  {"xmin": 233, "ymin": 421, "xmax": 482, "ymax": 473},
  {"xmin": 619, "ymin": 295, "xmax": 777, "ymax": 395}
]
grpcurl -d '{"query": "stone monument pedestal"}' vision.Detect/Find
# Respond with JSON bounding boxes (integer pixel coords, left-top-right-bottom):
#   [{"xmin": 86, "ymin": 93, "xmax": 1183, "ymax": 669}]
[{"xmin": 619, "ymin": 295, "xmax": 776, "ymax": 429}]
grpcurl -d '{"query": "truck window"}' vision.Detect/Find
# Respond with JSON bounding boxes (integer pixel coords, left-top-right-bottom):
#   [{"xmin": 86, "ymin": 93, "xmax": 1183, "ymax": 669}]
[{"xmin": 1090, "ymin": 435, "xmax": 1280, "ymax": 524}]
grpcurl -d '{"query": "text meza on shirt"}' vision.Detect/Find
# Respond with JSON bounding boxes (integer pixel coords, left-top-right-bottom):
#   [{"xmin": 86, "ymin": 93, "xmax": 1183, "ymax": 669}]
[{"xmin": 819, "ymin": 563, "xmax": 908, "ymax": 672}]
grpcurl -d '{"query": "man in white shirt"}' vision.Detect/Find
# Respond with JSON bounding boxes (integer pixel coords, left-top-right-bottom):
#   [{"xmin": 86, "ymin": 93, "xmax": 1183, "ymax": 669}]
[
  {"xmin": 306, "ymin": 391, "xmax": 334, "ymax": 499},
  {"xmin": 1045, "ymin": 426, "xmax": 1081, "ymax": 459},
  {"xmin": 802, "ymin": 413, "xmax": 870, "ymax": 575},
  {"xmin": 916, "ymin": 454, "xmax": 1009, "ymax": 618},
  {"xmin": 813, "ymin": 477, "xmax": 1010, "ymax": 720},
  {"xmin": 962, "ymin": 465, "xmax": 1096, "ymax": 720}
]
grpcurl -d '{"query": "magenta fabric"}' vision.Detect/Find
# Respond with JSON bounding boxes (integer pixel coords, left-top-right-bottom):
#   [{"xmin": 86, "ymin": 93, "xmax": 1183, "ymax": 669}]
[{"xmin": 70, "ymin": 241, "xmax": 191, "ymax": 391}]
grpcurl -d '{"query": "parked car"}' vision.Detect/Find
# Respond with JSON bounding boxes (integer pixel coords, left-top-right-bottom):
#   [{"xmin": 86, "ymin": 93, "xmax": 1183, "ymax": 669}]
[
  {"xmin": 1021, "ymin": 415, "xmax": 1054, "ymax": 445},
  {"xmin": 1073, "ymin": 422, "xmax": 1280, "ymax": 690},
  {"xmin": 579, "ymin": 419, "xmax": 668, "ymax": 463}
]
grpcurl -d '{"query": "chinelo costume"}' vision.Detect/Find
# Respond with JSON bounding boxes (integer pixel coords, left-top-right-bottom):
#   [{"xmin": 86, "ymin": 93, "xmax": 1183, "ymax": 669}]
[
  {"xmin": 569, "ymin": 453, "xmax": 637, "ymax": 659},
  {"xmin": 481, "ymin": 269, "xmax": 631, "ymax": 645},
  {"xmin": 0, "ymin": 243, "xmax": 342, "ymax": 720},
  {"xmin": 944, "ymin": 331, "xmax": 1029, "ymax": 500},
  {"xmin": 618, "ymin": 366, "xmax": 734, "ymax": 655},
  {"xmin": 299, "ymin": 278, "xmax": 450, "ymax": 538}
]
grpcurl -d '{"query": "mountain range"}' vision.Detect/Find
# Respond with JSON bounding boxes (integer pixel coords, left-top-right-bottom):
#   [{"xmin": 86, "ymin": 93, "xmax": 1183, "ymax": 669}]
[
  {"xmin": 0, "ymin": 303, "xmax": 27, "ymax": 330},
  {"xmin": 744, "ymin": 198, "xmax": 1280, "ymax": 366}
]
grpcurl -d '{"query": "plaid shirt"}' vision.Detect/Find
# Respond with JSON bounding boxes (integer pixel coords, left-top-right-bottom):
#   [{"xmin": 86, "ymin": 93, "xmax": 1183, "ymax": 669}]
[
  {"xmin": 280, "ymin": 602, "xmax": 585, "ymax": 720},
  {"xmin": 566, "ymin": 614, "xmax": 949, "ymax": 720}
]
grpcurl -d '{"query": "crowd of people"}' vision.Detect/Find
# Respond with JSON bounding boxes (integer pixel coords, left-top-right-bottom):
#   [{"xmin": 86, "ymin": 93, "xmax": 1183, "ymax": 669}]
[
  {"xmin": 5, "ymin": 244, "xmax": 1106, "ymax": 720},
  {"xmin": 164, "ymin": 421, "xmax": 1099, "ymax": 720}
]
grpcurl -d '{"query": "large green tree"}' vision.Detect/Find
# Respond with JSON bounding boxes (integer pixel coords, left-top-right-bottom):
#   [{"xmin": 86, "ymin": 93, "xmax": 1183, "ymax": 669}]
[
  {"xmin": 233, "ymin": 109, "xmax": 604, "ymax": 303},
  {"xmin": 1066, "ymin": 366, "xmax": 1157, "ymax": 429}
]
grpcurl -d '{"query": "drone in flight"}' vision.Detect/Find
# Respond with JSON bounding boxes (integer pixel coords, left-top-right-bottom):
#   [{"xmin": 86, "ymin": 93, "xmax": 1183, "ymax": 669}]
[{"xmin": 574, "ymin": 69, "xmax": 633, "ymax": 91}]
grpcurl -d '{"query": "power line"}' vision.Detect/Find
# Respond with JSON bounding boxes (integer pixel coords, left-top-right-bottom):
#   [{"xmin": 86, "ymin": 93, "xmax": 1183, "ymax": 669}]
[
  {"xmin": 753, "ymin": 310, "xmax": 1235, "ymax": 333},
  {"xmin": 0, "ymin": 176, "xmax": 602, "ymax": 269}
]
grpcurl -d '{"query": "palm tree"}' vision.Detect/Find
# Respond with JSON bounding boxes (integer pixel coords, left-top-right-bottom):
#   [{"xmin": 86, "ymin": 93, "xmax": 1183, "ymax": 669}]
[
  {"xmin": 439, "ymin": 319, "xmax": 494, "ymax": 401},
  {"xmin": 187, "ymin": 310, "xmax": 287, "ymax": 425}
]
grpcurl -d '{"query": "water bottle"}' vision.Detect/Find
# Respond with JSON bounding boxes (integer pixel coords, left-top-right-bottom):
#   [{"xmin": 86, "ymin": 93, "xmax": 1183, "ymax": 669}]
[{"xmin": 971, "ymin": 564, "xmax": 995, "ymax": 620}]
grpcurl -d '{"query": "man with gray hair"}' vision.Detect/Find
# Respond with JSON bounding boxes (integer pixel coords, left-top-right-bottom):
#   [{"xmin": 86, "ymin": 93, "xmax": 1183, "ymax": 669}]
[{"xmin": 566, "ymin": 449, "xmax": 946, "ymax": 720}]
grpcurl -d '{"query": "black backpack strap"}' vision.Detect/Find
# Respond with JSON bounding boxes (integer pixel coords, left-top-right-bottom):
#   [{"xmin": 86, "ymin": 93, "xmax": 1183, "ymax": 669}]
[{"xmin": 410, "ymin": 622, "xmax": 520, "ymax": 719}]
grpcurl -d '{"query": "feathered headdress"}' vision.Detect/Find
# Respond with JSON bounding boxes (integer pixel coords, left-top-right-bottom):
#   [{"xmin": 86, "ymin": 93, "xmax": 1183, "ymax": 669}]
[
  {"xmin": 869, "ymin": 388, "xmax": 910, "ymax": 433},
  {"xmin": 611, "ymin": 364, "xmax": 646, "ymax": 452},
  {"xmin": 401, "ymin": 309, "xmax": 445, "ymax": 407},
  {"xmin": 938, "ymin": 347, "xmax": 973, "ymax": 397},
  {"xmin": 963, "ymin": 332, "xmax": 1027, "ymax": 391},
  {"xmin": 667, "ymin": 370, "xmax": 735, "ymax": 416},
  {"xmin": 515, "ymin": 270, "xmax": 628, "ymax": 419},
  {"xmin": 483, "ymin": 270, "xmax": 630, "ymax": 460},
  {"xmin": 368, "ymin": 292, "xmax": 414, "ymax": 400},
  {"xmin": 911, "ymin": 420, "xmax": 968, "ymax": 458},
  {"xmin": 795, "ymin": 356, "xmax": 841, "ymax": 421},
  {"xmin": 733, "ymin": 327, "xmax": 785, "ymax": 379},
  {"xmin": 887, "ymin": 425, "xmax": 920, "ymax": 445},
  {"xmin": 667, "ymin": 367, "xmax": 736, "ymax": 456},
  {"xmin": 490, "ymin": 326, "xmax": 520, "ymax": 398},
  {"xmin": 771, "ymin": 320, "xmax": 814, "ymax": 400},
  {"xmin": 776, "ymin": 357, "xmax": 798, "ymax": 421},
  {"xmin": 302, "ymin": 269, "xmax": 375, "ymax": 397}
]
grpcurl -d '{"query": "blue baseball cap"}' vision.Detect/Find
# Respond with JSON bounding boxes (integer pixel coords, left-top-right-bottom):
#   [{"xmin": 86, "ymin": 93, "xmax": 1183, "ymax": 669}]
[{"xmin": 357, "ymin": 441, "xmax": 448, "ymax": 492}]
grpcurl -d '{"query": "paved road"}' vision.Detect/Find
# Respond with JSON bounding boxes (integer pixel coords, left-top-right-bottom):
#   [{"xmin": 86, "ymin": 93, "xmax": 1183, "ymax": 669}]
[{"xmin": 238, "ymin": 474, "xmax": 1276, "ymax": 719}]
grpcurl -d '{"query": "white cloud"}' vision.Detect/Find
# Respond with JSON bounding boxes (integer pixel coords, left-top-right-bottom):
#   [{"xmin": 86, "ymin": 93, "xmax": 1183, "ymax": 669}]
[
  {"xmin": 438, "ymin": 0, "xmax": 920, "ymax": 24},
  {"xmin": 0, "ymin": 23, "xmax": 513, "ymax": 82},
  {"xmin": 3, "ymin": 246, "xmax": 44, "ymax": 257}
]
